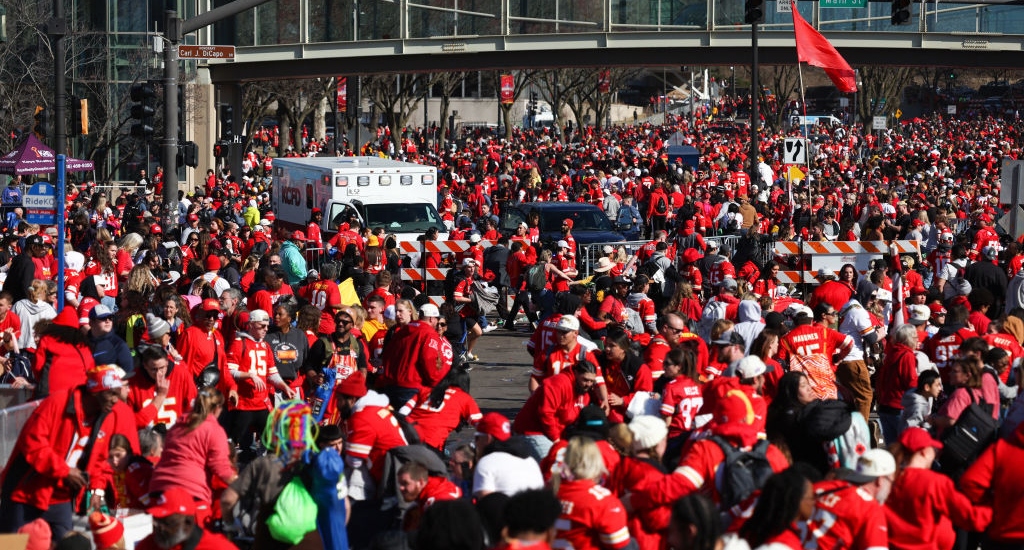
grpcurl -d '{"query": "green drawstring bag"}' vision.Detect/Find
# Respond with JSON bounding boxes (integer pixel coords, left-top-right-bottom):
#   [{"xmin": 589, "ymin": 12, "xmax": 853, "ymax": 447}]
[{"xmin": 267, "ymin": 474, "xmax": 318, "ymax": 544}]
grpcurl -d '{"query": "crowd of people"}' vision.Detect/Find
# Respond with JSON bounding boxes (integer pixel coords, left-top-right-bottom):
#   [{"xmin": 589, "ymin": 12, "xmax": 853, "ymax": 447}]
[{"xmin": 0, "ymin": 110, "xmax": 1021, "ymax": 550}]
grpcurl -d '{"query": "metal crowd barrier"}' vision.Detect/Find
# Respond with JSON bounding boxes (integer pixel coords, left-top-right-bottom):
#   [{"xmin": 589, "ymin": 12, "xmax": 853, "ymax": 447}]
[
  {"xmin": 0, "ymin": 396, "xmax": 40, "ymax": 468},
  {"xmin": 578, "ymin": 234, "xmax": 774, "ymax": 277}
]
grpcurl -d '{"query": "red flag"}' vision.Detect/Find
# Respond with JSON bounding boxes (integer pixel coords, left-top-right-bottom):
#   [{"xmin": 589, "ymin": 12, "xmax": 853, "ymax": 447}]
[{"xmin": 792, "ymin": 4, "xmax": 857, "ymax": 93}]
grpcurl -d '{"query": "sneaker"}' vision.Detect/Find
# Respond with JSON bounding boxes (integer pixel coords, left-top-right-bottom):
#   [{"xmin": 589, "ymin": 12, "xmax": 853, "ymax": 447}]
[
  {"xmin": 465, "ymin": 352, "xmax": 479, "ymax": 362},
  {"xmin": 482, "ymin": 324, "xmax": 498, "ymax": 333}
]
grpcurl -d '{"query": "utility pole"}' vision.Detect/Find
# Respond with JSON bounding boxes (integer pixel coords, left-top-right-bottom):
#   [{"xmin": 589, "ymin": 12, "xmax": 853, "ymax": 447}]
[
  {"xmin": 749, "ymin": 23, "xmax": 760, "ymax": 184},
  {"xmin": 159, "ymin": 0, "xmax": 273, "ymax": 233},
  {"xmin": 50, "ymin": 0, "xmax": 66, "ymax": 157}
]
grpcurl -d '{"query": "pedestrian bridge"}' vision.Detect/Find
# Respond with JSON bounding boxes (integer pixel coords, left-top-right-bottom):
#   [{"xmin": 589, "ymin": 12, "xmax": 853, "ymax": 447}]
[{"xmin": 206, "ymin": 0, "xmax": 1024, "ymax": 82}]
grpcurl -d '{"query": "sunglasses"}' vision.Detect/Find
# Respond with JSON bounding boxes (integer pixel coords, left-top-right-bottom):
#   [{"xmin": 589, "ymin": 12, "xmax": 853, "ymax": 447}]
[{"xmin": 336, "ymin": 317, "xmax": 353, "ymax": 325}]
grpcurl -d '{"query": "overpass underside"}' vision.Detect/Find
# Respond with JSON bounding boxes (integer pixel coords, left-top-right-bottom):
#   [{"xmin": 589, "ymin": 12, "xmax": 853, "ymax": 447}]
[{"xmin": 205, "ymin": 0, "xmax": 1024, "ymax": 82}]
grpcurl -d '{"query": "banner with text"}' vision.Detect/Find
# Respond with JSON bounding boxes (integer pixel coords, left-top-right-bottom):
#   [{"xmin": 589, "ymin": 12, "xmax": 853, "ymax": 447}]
[
  {"xmin": 598, "ymin": 70, "xmax": 611, "ymax": 93},
  {"xmin": 500, "ymin": 74, "xmax": 514, "ymax": 105},
  {"xmin": 337, "ymin": 77, "xmax": 348, "ymax": 113}
]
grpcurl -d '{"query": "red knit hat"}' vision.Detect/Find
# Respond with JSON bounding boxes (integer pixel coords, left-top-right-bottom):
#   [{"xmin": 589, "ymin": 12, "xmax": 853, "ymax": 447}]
[
  {"xmin": 89, "ymin": 511, "xmax": 125, "ymax": 549},
  {"xmin": 17, "ymin": 518, "xmax": 51, "ymax": 550},
  {"xmin": 337, "ymin": 370, "xmax": 367, "ymax": 398},
  {"xmin": 204, "ymin": 255, "xmax": 221, "ymax": 272},
  {"xmin": 53, "ymin": 306, "xmax": 80, "ymax": 329}
]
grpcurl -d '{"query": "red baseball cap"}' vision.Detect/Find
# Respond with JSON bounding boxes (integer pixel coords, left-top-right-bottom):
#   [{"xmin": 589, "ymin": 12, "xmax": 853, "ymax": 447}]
[
  {"xmin": 264, "ymin": 212, "xmax": 276, "ymax": 221},
  {"xmin": 188, "ymin": 213, "xmax": 199, "ymax": 222},
  {"xmin": 146, "ymin": 487, "xmax": 197, "ymax": 518},
  {"xmin": 562, "ymin": 218, "xmax": 574, "ymax": 229},
  {"xmin": 150, "ymin": 223, "xmax": 163, "ymax": 234},
  {"xmin": 200, "ymin": 298, "xmax": 221, "ymax": 312},
  {"xmin": 929, "ymin": 303, "xmax": 947, "ymax": 316},
  {"xmin": 291, "ymin": 230, "xmax": 307, "ymax": 242},
  {"xmin": 475, "ymin": 412, "xmax": 511, "ymax": 442},
  {"xmin": 899, "ymin": 427, "xmax": 943, "ymax": 453}
]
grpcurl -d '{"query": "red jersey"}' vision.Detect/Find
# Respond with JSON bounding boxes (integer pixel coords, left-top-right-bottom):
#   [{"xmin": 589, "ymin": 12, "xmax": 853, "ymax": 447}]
[
  {"xmin": 345, "ymin": 401, "xmax": 409, "ymax": 483},
  {"xmin": 379, "ymin": 322, "xmax": 454, "ymax": 390},
  {"xmin": 301, "ymin": 279, "xmax": 342, "ymax": 334},
  {"xmin": 600, "ymin": 295, "xmax": 629, "ymax": 326},
  {"xmin": 554, "ymin": 479, "xmax": 632, "ymax": 550},
  {"xmin": 607, "ymin": 457, "xmax": 670, "ymax": 550},
  {"xmin": 528, "ymin": 314, "xmax": 564, "ymax": 370},
  {"xmin": 778, "ymin": 324, "xmax": 853, "ymax": 400},
  {"xmin": 660, "ymin": 375, "xmax": 704, "ymax": 436},
  {"xmin": 983, "ymin": 332, "xmax": 1024, "ymax": 383},
  {"xmin": 533, "ymin": 341, "xmax": 601, "ymax": 386},
  {"xmin": 177, "ymin": 326, "xmax": 236, "ymax": 396},
  {"xmin": 553, "ymin": 255, "xmax": 576, "ymax": 292},
  {"xmin": 513, "ymin": 370, "xmax": 591, "ymax": 442},
  {"xmin": 809, "ymin": 280, "xmax": 854, "ymax": 314},
  {"xmin": 643, "ymin": 336, "xmax": 672, "ymax": 380},
  {"xmin": 0, "ymin": 310, "xmax": 21, "ymax": 341},
  {"xmin": 801, "ymin": 480, "xmax": 888, "ymax": 550},
  {"xmin": 923, "ymin": 327, "xmax": 979, "ymax": 373},
  {"xmin": 248, "ymin": 286, "xmax": 295, "ymax": 317},
  {"xmin": 227, "ymin": 336, "xmax": 278, "ymax": 411},
  {"xmin": 401, "ymin": 387, "xmax": 482, "ymax": 450},
  {"xmin": 707, "ymin": 260, "xmax": 736, "ymax": 288},
  {"xmin": 884, "ymin": 468, "xmax": 991, "ymax": 550},
  {"xmin": 306, "ymin": 221, "xmax": 323, "ymax": 248},
  {"xmin": 125, "ymin": 363, "xmax": 197, "ymax": 428}
]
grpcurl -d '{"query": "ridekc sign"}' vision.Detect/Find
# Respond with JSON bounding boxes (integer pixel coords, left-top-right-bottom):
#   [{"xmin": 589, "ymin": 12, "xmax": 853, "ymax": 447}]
[{"xmin": 24, "ymin": 182, "xmax": 56, "ymax": 225}]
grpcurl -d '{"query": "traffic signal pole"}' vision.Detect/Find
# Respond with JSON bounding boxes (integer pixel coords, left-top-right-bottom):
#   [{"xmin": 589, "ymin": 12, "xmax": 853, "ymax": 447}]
[{"xmin": 161, "ymin": 0, "xmax": 273, "ymax": 234}]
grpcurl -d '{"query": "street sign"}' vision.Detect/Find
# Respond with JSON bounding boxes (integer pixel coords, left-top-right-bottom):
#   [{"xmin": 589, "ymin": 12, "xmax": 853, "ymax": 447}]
[
  {"xmin": 24, "ymin": 181, "xmax": 56, "ymax": 225},
  {"xmin": 783, "ymin": 138, "xmax": 808, "ymax": 165},
  {"xmin": 820, "ymin": 0, "xmax": 867, "ymax": 7},
  {"xmin": 176, "ymin": 45, "xmax": 236, "ymax": 60},
  {"xmin": 894, "ymin": 109, "xmax": 903, "ymax": 119},
  {"xmin": 777, "ymin": 0, "xmax": 793, "ymax": 13},
  {"xmin": 872, "ymin": 116, "xmax": 887, "ymax": 130}
]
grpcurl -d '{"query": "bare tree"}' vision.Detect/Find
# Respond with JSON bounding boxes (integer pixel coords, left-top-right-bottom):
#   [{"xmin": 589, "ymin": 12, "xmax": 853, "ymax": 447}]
[
  {"xmin": 578, "ymin": 68, "xmax": 642, "ymax": 131},
  {"xmin": 757, "ymin": 66, "xmax": 801, "ymax": 132},
  {"xmin": 242, "ymin": 78, "xmax": 333, "ymax": 156},
  {"xmin": 362, "ymin": 73, "xmax": 429, "ymax": 156},
  {"xmin": 430, "ymin": 72, "xmax": 465, "ymax": 154},
  {"xmin": 856, "ymin": 66, "xmax": 914, "ymax": 121},
  {"xmin": 536, "ymin": 70, "xmax": 587, "ymax": 142}
]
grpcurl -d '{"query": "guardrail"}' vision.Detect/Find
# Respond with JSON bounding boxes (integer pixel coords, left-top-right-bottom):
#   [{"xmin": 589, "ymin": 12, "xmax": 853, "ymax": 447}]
[{"xmin": 0, "ymin": 397, "xmax": 40, "ymax": 468}]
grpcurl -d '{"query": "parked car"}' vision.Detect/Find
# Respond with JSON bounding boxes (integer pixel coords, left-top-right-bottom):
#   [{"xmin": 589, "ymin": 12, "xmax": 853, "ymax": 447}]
[{"xmin": 499, "ymin": 202, "xmax": 626, "ymax": 249}]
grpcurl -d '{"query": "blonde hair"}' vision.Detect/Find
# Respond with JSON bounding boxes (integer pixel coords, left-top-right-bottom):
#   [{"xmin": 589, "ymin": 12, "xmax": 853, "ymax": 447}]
[
  {"xmin": 28, "ymin": 279, "xmax": 49, "ymax": 302},
  {"xmin": 710, "ymin": 319, "xmax": 735, "ymax": 342},
  {"xmin": 187, "ymin": 387, "xmax": 224, "ymax": 431},
  {"xmin": 564, "ymin": 436, "xmax": 606, "ymax": 482},
  {"xmin": 395, "ymin": 299, "xmax": 418, "ymax": 322},
  {"xmin": 607, "ymin": 424, "xmax": 634, "ymax": 455},
  {"xmin": 348, "ymin": 305, "xmax": 367, "ymax": 327},
  {"xmin": 119, "ymin": 233, "xmax": 144, "ymax": 254}
]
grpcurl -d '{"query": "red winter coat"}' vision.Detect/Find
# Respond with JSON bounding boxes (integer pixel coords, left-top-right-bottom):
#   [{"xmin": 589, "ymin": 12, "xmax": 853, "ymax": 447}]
[
  {"xmin": 0, "ymin": 389, "xmax": 138, "ymax": 510},
  {"xmin": 33, "ymin": 336, "xmax": 92, "ymax": 396},
  {"xmin": 961, "ymin": 422, "xmax": 1024, "ymax": 543},
  {"xmin": 608, "ymin": 456, "xmax": 670, "ymax": 550},
  {"xmin": 886, "ymin": 467, "xmax": 991, "ymax": 550}
]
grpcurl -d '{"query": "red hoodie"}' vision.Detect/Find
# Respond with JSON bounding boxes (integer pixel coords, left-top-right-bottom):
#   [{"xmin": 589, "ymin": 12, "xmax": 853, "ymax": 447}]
[{"xmin": 961, "ymin": 423, "xmax": 1024, "ymax": 543}]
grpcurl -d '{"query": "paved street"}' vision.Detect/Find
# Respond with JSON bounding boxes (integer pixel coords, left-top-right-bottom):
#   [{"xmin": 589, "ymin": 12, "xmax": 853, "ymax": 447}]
[{"xmin": 467, "ymin": 329, "xmax": 534, "ymax": 417}]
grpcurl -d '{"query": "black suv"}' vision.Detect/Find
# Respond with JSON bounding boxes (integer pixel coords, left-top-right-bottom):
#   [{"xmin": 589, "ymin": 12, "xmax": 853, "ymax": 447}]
[{"xmin": 499, "ymin": 202, "xmax": 626, "ymax": 248}]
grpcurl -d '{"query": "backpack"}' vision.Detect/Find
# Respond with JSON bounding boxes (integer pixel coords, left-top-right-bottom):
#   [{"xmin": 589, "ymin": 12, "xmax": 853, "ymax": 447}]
[
  {"xmin": 725, "ymin": 213, "xmax": 740, "ymax": 232},
  {"xmin": 443, "ymin": 267, "xmax": 467, "ymax": 303},
  {"xmin": 122, "ymin": 199, "xmax": 144, "ymax": 227},
  {"xmin": 526, "ymin": 263, "xmax": 547, "ymax": 293},
  {"xmin": 696, "ymin": 299, "xmax": 728, "ymax": 343},
  {"xmin": 654, "ymin": 195, "xmax": 668, "ymax": 215},
  {"xmin": 940, "ymin": 390, "xmax": 997, "ymax": 474},
  {"xmin": 710, "ymin": 435, "xmax": 774, "ymax": 509}
]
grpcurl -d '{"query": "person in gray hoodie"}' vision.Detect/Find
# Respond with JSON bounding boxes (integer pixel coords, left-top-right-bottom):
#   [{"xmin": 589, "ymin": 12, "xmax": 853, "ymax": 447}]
[
  {"xmin": 732, "ymin": 299, "xmax": 764, "ymax": 356},
  {"xmin": 899, "ymin": 369, "xmax": 942, "ymax": 433},
  {"xmin": 12, "ymin": 279, "xmax": 56, "ymax": 352}
]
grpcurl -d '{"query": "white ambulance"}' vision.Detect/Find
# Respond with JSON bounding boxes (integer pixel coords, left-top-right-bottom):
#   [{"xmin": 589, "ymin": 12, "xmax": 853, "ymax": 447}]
[{"xmin": 271, "ymin": 156, "xmax": 446, "ymax": 244}]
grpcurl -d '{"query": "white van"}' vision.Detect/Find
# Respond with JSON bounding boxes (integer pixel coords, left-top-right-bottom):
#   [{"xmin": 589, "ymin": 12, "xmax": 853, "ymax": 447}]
[{"xmin": 271, "ymin": 156, "xmax": 446, "ymax": 244}]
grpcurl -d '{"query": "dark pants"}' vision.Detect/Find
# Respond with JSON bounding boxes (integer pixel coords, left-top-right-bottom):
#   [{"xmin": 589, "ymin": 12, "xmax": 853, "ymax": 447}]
[
  {"xmin": 504, "ymin": 290, "xmax": 538, "ymax": 328},
  {"xmin": 220, "ymin": 409, "xmax": 270, "ymax": 452},
  {"xmin": 0, "ymin": 499, "xmax": 73, "ymax": 541},
  {"xmin": 381, "ymin": 386, "xmax": 419, "ymax": 411}
]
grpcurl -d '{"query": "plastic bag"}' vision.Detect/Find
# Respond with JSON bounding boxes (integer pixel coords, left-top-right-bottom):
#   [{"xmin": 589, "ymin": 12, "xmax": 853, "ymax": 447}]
[{"xmin": 267, "ymin": 474, "xmax": 318, "ymax": 545}]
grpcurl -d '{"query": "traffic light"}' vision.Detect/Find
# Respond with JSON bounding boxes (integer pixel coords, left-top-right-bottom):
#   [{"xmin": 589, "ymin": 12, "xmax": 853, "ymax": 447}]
[
  {"xmin": 219, "ymin": 104, "xmax": 233, "ymax": 139},
  {"xmin": 213, "ymin": 140, "xmax": 228, "ymax": 159},
  {"xmin": 33, "ymin": 105, "xmax": 50, "ymax": 141},
  {"xmin": 179, "ymin": 141, "xmax": 198, "ymax": 168},
  {"xmin": 70, "ymin": 98, "xmax": 89, "ymax": 136},
  {"xmin": 129, "ymin": 82, "xmax": 156, "ymax": 139},
  {"xmin": 891, "ymin": 0, "xmax": 911, "ymax": 25},
  {"xmin": 744, "ymin": 0, "xmax": 765, "ymax": 24}
]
